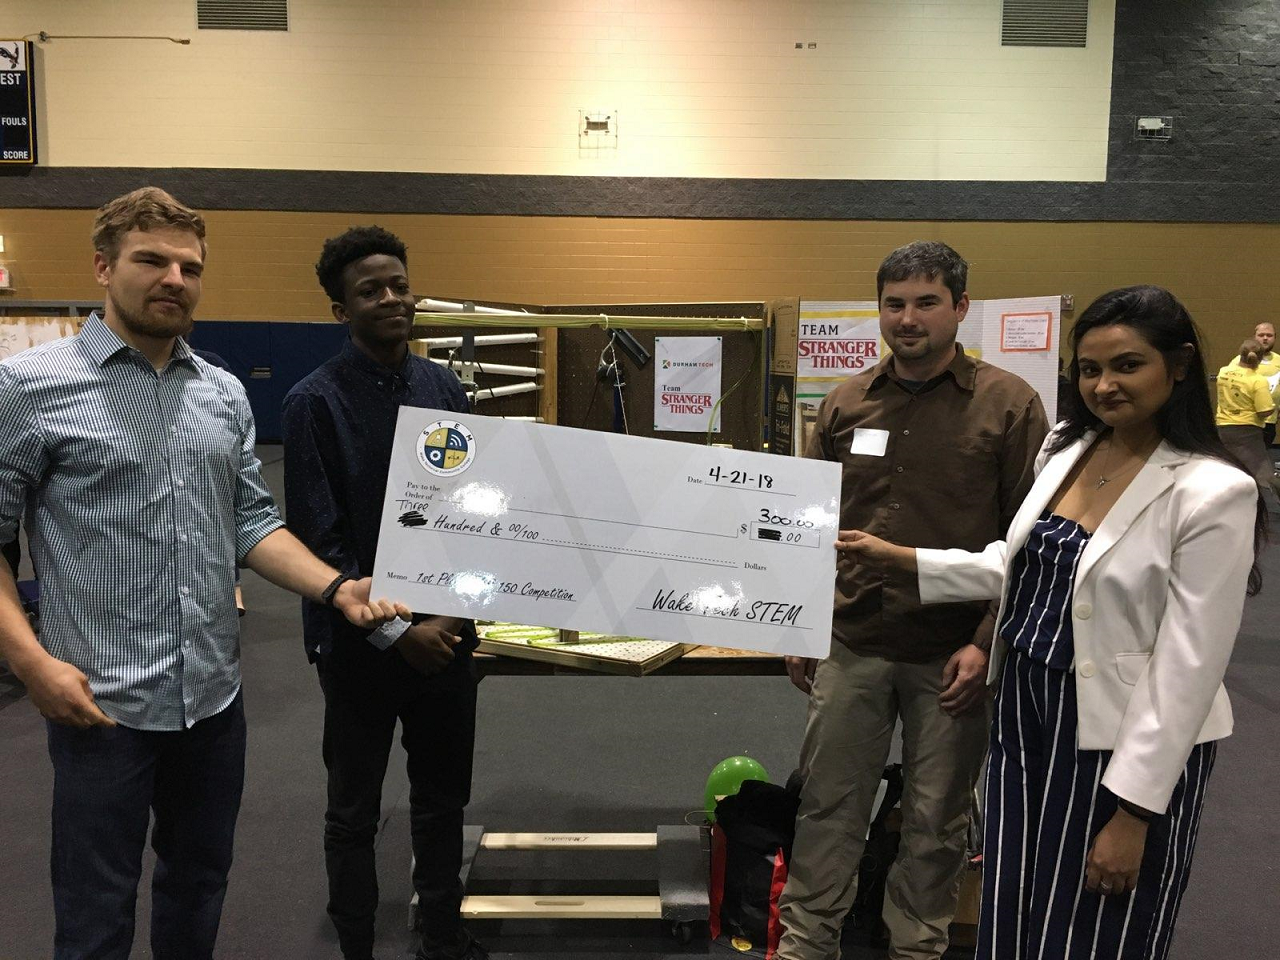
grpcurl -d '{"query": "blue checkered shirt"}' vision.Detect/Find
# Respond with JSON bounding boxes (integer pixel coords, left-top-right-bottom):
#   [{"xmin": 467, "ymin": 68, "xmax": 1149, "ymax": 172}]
[{"xmin": 0, "ymin": 314, "xmax": 283, "ymax": 730}]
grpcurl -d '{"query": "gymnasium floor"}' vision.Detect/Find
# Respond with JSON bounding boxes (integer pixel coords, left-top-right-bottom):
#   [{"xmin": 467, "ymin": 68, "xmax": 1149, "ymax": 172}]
[{"xmin": 0, "ymin": 447, "xmax": 1276, "ymax": 959}]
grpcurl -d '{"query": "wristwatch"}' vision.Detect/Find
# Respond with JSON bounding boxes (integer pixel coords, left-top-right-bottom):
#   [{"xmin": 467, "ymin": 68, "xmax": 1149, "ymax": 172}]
[{"xmin": 321, "ymin": 573, "xmax": 352, "ymax": 607}]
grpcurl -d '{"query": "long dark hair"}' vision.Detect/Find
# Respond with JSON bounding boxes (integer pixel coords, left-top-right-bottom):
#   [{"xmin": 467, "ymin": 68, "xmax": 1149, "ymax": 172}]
[{"xmin": 1052, "ymin": 285, "xmax": 1267, "ymax": 595}]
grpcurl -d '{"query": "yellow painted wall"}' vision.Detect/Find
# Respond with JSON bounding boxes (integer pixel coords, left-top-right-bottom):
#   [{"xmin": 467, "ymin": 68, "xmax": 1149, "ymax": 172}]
[
  {"xmin": 6, "ymin": 0, "xmax": 1114, "ymax": 180},
  {"xmin": 1, "ymin": 207, "xmax": 1273, "ymax": 371}
]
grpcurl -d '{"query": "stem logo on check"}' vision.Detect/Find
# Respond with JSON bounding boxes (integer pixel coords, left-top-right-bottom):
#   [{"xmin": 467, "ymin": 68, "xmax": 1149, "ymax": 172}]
[{"xmin": 417, "ymin": 420, "xmax": 476, "ymax": 476}]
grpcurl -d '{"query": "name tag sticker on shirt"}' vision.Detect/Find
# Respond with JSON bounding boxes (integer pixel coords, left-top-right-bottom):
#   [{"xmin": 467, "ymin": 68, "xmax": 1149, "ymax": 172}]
[{"xmin": 850, "ymin": 428, "xmax": 889, "ymax": 457}]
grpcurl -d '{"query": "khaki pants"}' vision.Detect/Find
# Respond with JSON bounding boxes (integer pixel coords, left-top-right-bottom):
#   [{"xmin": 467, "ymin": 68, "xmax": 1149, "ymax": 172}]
[{"xmin": 776, "ymin": 643, "xmax": 989, "ymax": 960}]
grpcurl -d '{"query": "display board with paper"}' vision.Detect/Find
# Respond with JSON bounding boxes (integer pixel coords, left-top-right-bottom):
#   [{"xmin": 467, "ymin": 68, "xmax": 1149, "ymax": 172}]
[{"xmin": 789, "ymin": 295, "xmax": 1061, "ymax": 444}]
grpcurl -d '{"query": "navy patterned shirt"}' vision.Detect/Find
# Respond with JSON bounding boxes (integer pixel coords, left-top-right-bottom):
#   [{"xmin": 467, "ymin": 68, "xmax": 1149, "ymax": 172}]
[
  {"xmin": 998, "ymin": 511, "xmax": 1091, "ymax": 671},
  {"xmin": 0, "ymin": 314, "xmax": 284, "ymax": 730},
  {"xmin": 281, "ymin": 339, "xmax": 474, "ymax": 660}
]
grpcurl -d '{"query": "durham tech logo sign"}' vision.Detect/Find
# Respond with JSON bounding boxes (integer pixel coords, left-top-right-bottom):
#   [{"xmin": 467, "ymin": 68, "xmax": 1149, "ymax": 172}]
[{"xmin": 417, "ymin": 420, "xmax": 476, "ymax": 476}]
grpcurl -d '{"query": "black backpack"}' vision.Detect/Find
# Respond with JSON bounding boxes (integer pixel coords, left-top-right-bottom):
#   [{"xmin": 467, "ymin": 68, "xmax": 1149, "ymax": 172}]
[
  {"xmin": 708, "ymin": 776, "xmax": 802, "ymax": 957},
  {"xmin": 709, "ymin": 765, "xmax": 907, "ymax": 954}
]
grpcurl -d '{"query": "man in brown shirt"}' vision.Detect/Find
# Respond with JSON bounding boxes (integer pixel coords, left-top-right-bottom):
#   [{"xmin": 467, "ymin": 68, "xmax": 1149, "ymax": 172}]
[{"xmin": 777, "ymin": 241, "xmax": 1048, "ymax": 960}]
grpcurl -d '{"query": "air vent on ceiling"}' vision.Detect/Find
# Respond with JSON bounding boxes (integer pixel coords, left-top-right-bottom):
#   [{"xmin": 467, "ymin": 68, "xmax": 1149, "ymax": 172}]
[
  {"xmin": 197, "ymin": 0, "xmax": 288, "ymax": 31},
  {"xmin": 1002, "ymin": 0, "xmax": 1088, "ymax": 47}
]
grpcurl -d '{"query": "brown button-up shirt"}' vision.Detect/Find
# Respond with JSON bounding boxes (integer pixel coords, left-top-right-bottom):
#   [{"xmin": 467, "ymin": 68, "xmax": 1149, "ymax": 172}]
[{"xmin": 806, "ymin": 346, "xmax": 1048, "ymax": 663}]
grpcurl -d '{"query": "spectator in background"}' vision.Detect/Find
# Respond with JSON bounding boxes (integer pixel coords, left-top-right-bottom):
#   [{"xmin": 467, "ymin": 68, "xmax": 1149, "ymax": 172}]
[
  {"xmin": 1226, "ymin": 322, "xmax": 1280, "ymax": 446},
  {"xmin": 1216, "ymin": 338, "xmax": 1278, "ymax": 495}
]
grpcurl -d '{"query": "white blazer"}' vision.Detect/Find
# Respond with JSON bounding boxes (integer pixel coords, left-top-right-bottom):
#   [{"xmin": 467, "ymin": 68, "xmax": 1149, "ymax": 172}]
[{"xmin": 916, "ymin": 429, "xmax": 1258, "ymax": 813}]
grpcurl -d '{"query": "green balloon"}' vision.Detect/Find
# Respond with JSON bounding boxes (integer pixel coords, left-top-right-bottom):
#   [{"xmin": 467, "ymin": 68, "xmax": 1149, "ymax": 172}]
[{"xmin": 704, "ymin": 756, "xmax": 769, "ymax": 823}]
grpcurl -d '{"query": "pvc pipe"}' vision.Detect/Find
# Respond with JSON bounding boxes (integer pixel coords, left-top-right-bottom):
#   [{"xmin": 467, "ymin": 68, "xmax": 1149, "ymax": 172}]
[
  {"xmin": 416, "ymin": 298, "xmax": 533, "ymax": 316},
  {"xmin": 431, "ymin": 358, "xmax": 543, "ymax": 377},
  {"xmin": 469, "ymin": 381, "xmax": 540, "ymax": 401},
  {"xmin": 415, "ymin": 333, "xmax": 541, "ymax": 348}
]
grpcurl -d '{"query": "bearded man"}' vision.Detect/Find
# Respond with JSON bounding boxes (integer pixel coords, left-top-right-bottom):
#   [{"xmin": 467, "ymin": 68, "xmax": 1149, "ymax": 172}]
[{"xmin": 0, "ymin": 187, "xmax": 407, "ymax": 960}]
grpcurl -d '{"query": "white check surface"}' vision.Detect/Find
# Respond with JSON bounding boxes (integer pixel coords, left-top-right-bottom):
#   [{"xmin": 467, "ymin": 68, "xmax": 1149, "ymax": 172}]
[{"xmin": 372, "ymin": 410, "xmax": 840, "ymax": 657}]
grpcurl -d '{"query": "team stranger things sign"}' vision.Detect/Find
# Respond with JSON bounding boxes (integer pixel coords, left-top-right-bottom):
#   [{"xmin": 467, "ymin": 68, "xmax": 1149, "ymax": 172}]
[
  {"xmin": 655, "ymin": 336, "xmax": 723, "ymax": 433},
  {"xmin": 797, "ymin": 316, "xmax": 880, "ymax": 375}
]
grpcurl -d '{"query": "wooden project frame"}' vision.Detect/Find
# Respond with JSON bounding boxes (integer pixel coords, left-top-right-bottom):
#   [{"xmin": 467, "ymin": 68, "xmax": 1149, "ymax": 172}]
[{"xmin": 415, "ymin": 301, "xmax": 771, "ymax": 448}]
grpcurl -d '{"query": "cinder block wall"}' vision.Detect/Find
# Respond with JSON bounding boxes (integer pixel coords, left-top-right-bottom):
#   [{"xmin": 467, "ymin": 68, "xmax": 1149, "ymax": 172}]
[{"xmin": 1108, "ymin": 0, "xmax": 1280, "ymax": 187}]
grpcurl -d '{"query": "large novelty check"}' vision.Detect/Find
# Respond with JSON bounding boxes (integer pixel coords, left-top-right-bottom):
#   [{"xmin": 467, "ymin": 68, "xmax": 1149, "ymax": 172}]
[{"xmin": 371, "ymin": 409, "xmax": 841, "ymax": 657}]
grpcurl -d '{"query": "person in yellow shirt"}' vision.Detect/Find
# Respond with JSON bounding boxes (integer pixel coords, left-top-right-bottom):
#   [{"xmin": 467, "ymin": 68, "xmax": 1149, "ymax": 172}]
[
  {"xmin": 1227, "ymin": 322, "xmax": 1280, "ymax": 445},
  {"xmin": 1217, "ymin": 338, "xmax": 1277, "ymax": 492}
]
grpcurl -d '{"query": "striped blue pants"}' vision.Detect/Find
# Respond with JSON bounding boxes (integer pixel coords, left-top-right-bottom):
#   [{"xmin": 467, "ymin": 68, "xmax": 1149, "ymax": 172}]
[{"xmin": 979, "ymin": 649, "xmax": 1216, "ymax": 960}]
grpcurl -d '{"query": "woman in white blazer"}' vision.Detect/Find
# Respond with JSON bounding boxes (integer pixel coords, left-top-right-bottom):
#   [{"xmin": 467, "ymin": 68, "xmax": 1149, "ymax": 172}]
[{"xmin": 838, "ymin": 286, "xmax": 1266, "ymax": 960}]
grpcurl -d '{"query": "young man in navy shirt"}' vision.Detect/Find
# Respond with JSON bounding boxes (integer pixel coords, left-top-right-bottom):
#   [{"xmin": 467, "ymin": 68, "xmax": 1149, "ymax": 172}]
[{"xmin": 281, "ymin": 227, "xmax": 484, "ymax": 960}]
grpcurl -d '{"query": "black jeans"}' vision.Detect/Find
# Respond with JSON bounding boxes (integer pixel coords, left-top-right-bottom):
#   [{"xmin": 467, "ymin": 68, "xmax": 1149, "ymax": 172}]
[
  {"xmin": 316, "ymin": 642, "xmax": 477, "ymax": 958},
  {"xmin": 46, "ymin": 691, "xmax": 246, "ymax": 960}
]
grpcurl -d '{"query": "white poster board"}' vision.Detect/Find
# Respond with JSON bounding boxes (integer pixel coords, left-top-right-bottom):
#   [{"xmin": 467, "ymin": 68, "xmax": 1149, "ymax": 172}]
[
  {"xmin": 0, "ymin": 318, "xmax": 80, "ymax": 361},
  {"xmin": 793, "ymin": 295, "xmax": 1061, "ymax": 438},
  {"xmin": 795, "ymin": 303, "xmax": 881, "ymax": 377},
  {"xmin": 975, "ymin": 295, "xmax": 1062, "ymax": 423},
  {"xmin": 794, "ymin": 302, "xmax": 880, "ymax": 455}
]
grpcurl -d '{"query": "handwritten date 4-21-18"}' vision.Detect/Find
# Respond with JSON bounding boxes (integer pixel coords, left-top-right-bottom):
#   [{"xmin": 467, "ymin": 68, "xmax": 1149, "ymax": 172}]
[{"xmin": 707, "ymin": 466, "xmax": 773, "ymax": 489}]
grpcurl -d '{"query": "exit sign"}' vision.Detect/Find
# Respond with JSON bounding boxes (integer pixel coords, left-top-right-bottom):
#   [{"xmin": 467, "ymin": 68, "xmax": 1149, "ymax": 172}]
[{"xmin": 0, "ymin": 40, "xmax": 37, "ymax": 166}]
